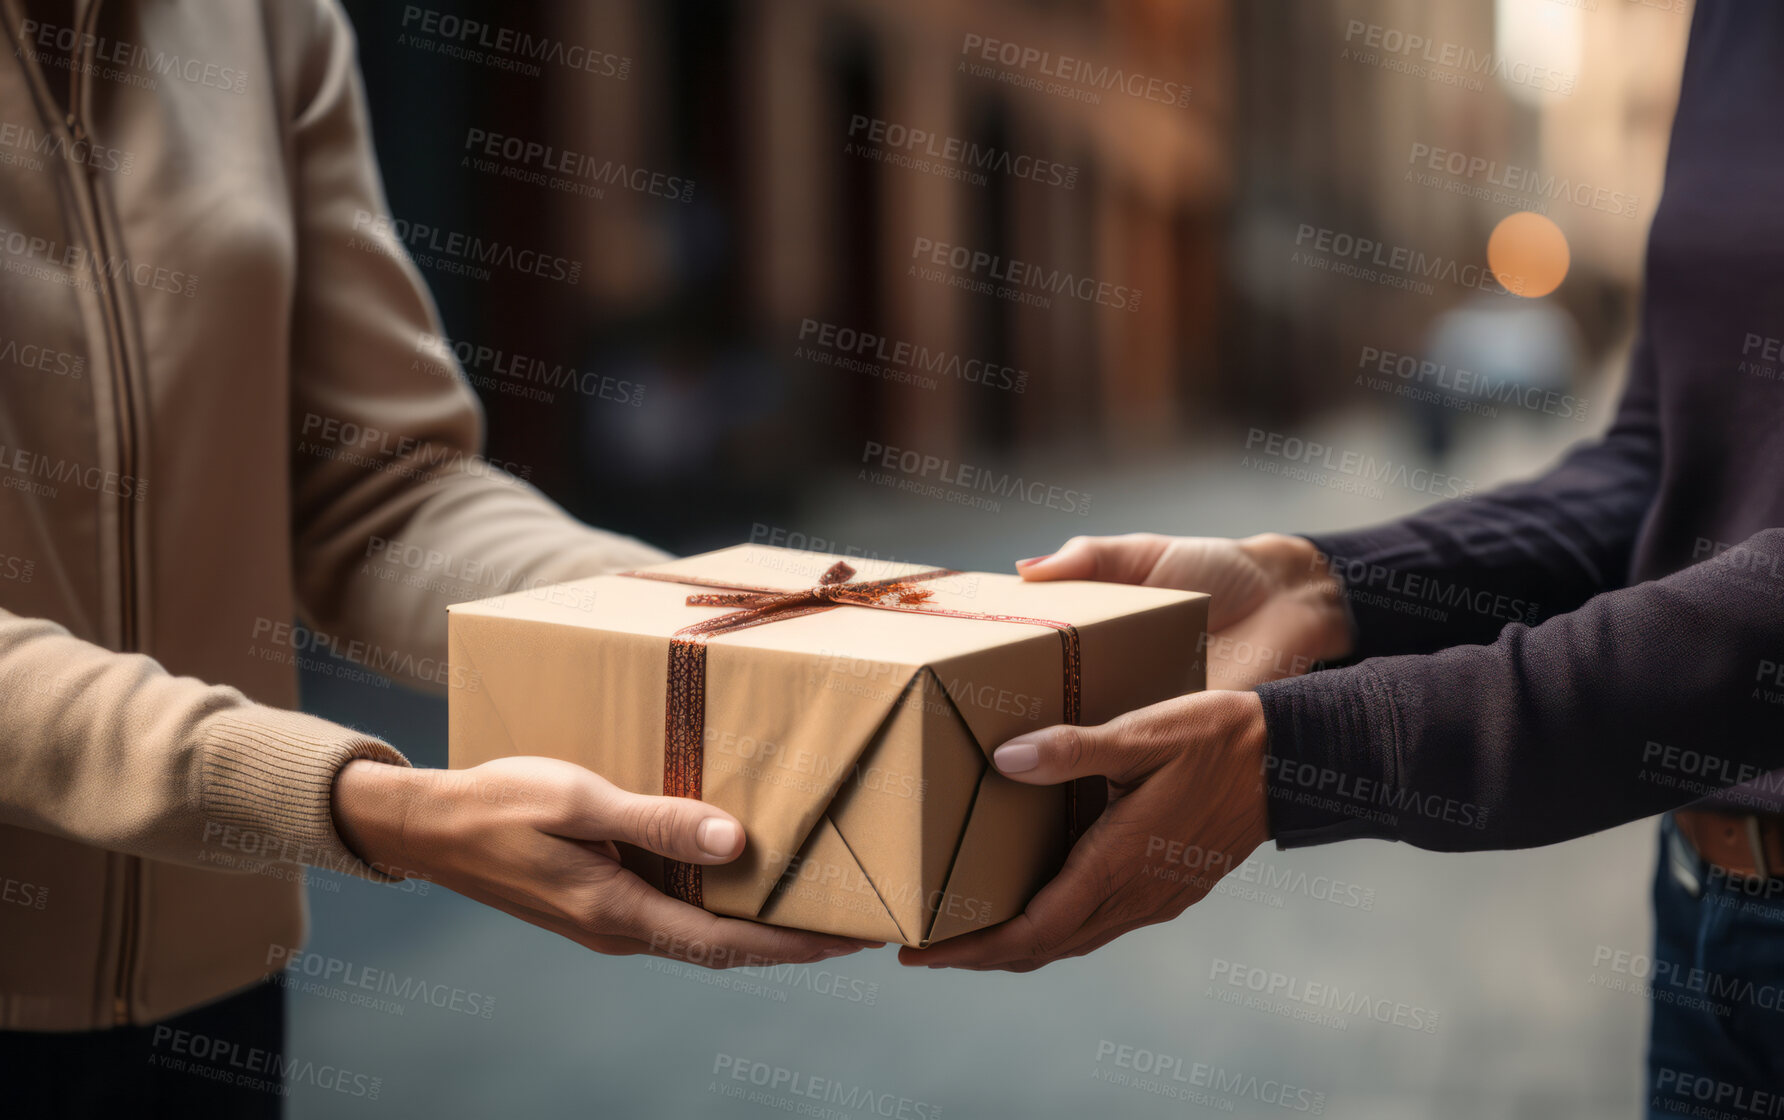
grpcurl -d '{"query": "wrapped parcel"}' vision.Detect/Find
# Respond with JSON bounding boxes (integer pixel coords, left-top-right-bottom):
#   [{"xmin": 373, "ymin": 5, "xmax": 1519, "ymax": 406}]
[{"xmin": 447, "ymin": 544, "xmax": 1206, "ymax": 946}]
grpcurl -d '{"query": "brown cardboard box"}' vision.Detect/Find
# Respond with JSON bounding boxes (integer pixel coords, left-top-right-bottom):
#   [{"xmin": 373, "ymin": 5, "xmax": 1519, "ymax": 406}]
[{"xmin": 446, "ymin": 545, "xmax": 1207, "ymax": 946}]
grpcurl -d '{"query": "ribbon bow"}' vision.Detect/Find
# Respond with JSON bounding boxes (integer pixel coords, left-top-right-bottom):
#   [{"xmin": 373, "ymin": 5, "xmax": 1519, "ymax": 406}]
[{"xmin": 675, "ymin": 561, "xmax": 948, "ymax": 634}]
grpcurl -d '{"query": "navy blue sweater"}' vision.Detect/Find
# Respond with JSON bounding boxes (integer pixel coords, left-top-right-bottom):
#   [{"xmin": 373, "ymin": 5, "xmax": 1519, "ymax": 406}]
[{"xmin": 1258, "ymin": 0, "xmax": 1784, "ymax": 851}]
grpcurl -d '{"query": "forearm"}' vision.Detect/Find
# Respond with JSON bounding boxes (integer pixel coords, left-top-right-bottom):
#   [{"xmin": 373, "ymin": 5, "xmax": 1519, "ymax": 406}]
[
  {"xmin": 295, "ymin": 464, "xmax": 668, "ymax": 692},
  {"xmin": 1259, "ymin": 527, "xmax": 1784, "ymax": 851},
  {"xmin": 1307, "ymin": 430, "xmax": 1659, "ymax": 659},
  {"xmin": 283, "ymin": 0, "xmax": 668, "ymax": 690},
  {"xmin": 1310, "ymin": 337, "xmax": 1661, "ymax": 659},
  {"xmin": 0, "ymin": 607, "xmax": 409, "ymax": 876}
]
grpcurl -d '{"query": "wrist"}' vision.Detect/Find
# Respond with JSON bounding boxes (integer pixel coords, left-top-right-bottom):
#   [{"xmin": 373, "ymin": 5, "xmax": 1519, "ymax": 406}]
[
  {"xmin": 1192, "ymin": 689, "xmax": 1273, "ymax": 854},
  {"xmin": 332, "ymin": 760, "xmax": 431, "ymax": 879},
  {"xmin": 1223, "ymin": 690, "xmax": 1273, "ymax": 851},
  {"xmin": 1239, "ymin": 532, "xmax": 1354, "ymax": 662}
]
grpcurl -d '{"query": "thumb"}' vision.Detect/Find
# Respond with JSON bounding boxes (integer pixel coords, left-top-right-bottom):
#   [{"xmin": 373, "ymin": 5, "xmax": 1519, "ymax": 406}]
[
  {"xmin": 990, "ymin": 722, "xmax": 1163, "ymax": 786},
  {"xmin": 578, "ymin": 779, "xmax": 747, "ymax": 865},
  {"xmin": 1016, "ymin": 535, "xmax": 1166, "ymax": 585}
]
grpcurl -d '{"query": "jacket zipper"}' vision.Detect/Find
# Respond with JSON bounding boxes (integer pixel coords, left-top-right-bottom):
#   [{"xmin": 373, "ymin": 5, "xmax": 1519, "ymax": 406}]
[
  {"xmin": 66, "ymin": 2, "xmax": 134, "ymax": 649},
  {"xmin": 68, "ymin": 0, "xmax": 144, "ymax": 1028},
  {"xmin": 4, "ymin": 0, "xmax": 138, "ymax": 1028},
  {"xmin": 34, "ymin": 0, "xmax": 143, "ymax": 1026}
]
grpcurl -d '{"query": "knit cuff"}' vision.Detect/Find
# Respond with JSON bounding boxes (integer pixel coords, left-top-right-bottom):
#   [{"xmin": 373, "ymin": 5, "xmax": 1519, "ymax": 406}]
[
  {"xmin": 199, "ymin": 706, "xmax": 411, "ymax": 882},
  {"xmin": 1302, "ymin": 527, "xmax": 1457, "ymax": 660},
  {"xmin": 1256, "ymin": 662, "xmax": 1403, "ymax": 848}
]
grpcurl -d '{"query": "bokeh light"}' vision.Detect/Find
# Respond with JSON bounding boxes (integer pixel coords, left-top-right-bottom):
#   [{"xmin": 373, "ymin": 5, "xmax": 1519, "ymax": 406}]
[{"xmin": 1489, "ymin": 211, "xmax": 1571, "ymax": 298}]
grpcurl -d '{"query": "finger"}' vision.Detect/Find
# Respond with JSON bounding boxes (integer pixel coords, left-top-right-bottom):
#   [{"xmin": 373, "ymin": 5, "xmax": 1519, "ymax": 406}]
[
  {"xmin": 564, "ymin": 775, "xmax": 748, "ymax": 866},
  {"xmin": 601, "ymin": 870, "xmax": 883, "ymax": 967},
  {"xmin": 989, "ymin": 715, "xmax": 1174, "ymax": 786},
  {"xmin": 897, "ymin": 910, "xmax": 1072, "ymax": 972},
  {"xmin": 1016, "ymin": 534, "xmax": 1166, "ymax": 584},
  {"xmin": 994, "ymin": 914, "xmax": 1160, "ymax": 973},
  {"xmin": 901, "ymin": 900, "xmax": 1166, "ymax": 974},
  {"xmin": 1042, "ymin": 874, "xmax": 1196, "ymax": 963},
  {"xmin": 449, "ymin": 877, "xmax": 878, "ymax": 967},
  {"xmin": 442, "ymin": 841, "xmax": 884, "ymax": 966}
]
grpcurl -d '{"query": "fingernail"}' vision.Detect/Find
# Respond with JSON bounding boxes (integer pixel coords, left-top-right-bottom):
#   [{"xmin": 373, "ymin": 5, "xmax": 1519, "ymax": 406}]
[
  {"xmin": 696, "ymin": 818, "xmax": 740, "ymax": 858},
  {"xmin": 1015, "ymin": 555, "xmax": 1052, "ymax": 569},
  {"xmin": 993, "ymin": 740, "xmax": 1039, "ymax": 774}
]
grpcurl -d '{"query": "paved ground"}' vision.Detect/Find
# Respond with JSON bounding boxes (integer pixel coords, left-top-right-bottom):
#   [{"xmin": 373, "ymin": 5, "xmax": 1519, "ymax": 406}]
[{"xmin": 285, "ymin": 405, "xmax": 1660, "ymax": 1118}]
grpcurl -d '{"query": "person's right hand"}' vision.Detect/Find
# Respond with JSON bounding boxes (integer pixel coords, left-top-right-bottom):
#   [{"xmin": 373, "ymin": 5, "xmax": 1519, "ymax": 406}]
[
  {"xmin": 331, "ymin": 756, "xmax": 880, "ymax": 968},
  {"xmin": 1017, "ymin": 533, "xmax": 1354, "ymax": 690}
]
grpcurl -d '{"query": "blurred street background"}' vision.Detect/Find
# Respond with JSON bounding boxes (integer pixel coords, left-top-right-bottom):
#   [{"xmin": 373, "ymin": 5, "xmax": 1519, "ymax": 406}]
[{"xmin": 290, "ymin": 0, "xmax": 1697, "ymax": 1114}]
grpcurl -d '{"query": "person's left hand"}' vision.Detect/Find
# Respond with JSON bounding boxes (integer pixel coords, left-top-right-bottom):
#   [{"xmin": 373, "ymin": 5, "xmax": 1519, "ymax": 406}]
[{"xmin": 898, "ymin": 690, "xmax": 1271, "ymax": 972}]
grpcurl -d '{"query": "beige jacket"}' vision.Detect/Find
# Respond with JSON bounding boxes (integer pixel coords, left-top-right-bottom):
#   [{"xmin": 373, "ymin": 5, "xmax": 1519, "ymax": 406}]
[{"xmin": 0, "ymin": 0, "xmax": 665, "ymax": 1030}]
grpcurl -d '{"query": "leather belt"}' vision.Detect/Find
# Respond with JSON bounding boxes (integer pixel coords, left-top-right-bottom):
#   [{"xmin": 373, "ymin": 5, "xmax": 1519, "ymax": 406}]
[{"xmin": 1674, "ymin": 809, "xmax": 1784, "ymax": 881}]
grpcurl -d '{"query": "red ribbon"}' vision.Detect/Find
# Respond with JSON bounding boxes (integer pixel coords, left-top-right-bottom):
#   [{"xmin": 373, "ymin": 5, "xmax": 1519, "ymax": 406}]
[{"xmin": 622, "ymin": 560, "xmax": 1083, "ymax": 907}]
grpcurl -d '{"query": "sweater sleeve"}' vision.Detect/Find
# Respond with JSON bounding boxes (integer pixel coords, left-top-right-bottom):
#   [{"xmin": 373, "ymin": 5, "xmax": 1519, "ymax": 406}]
[
  {"xmin": 0, "ymin": 605, "xmax": 411, "ymax": 877},
  {"xmin": 1257, "ymin": 526, "xmax": 1784, "ymax": 850},
  {"xmin": 1304, "ymin": 334, "xmax": 1662, "ymax": 660},
  {"xmin": 281, "ymin": 0, "xmax": 668, "ymax": 693}
]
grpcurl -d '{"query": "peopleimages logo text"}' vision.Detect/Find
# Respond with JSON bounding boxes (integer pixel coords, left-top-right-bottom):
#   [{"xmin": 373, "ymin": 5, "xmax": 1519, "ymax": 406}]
[
  {"xmin": 861, "ymin": 441, "xmax": 1093, "ymax": 515},
  {"xmin": 959, "ymin": 33, "xmax": 1191, "ymax": 107},
  {"xmin": 150, "ymin": 1028, "xmax": 381, "ymax": 1099},
  {"xmin": 1093, "ymin": 1041, "xmax": 1327, "ymax": 1113},
  {"xmin": 910, "ymin": 237, "xmax": 1141, "ymax": 311},
  {"xmin": 1294, "ymin": 224, "xmax": 1515, "ymax": 297},
  {"xmin": 1407, "ymin": 142, "xmax": 1638, "ymax": 219},
  {"xmin": 351, "ymin": 211, "xmax": 580, "ymax": 285},
  {"xmin": 711, "ymin": 1054, "xmax": 940, "ymax": 1119},
  {"xmin": 266, "ymin": 945, "xmax": 496, "ymax": 1019},
  {"xmin": 798, "ymin": 318, "xmax": 1027, "ymax": 393},
  {"xmin": 462, "ymin": 128, "xmax": 693, "ymax": 202},
  {"xmin": 399, "ymin": 7, "xmax": 630, "ymax": 78},
  {"xmin": 1357, "ymin": 345, "xmax": 1588, "ymax": 422},
  {"xmin": 1208, "ymin": 958, "xmax": 1441, "ymax": 1033},
  {"xmin": 17, "ymin": 19, "xmax": 250, "ymax": 93},
  {"xmin": 0, "ymin": 122, "xmax": 134, "ymax": 174},
  {"xmin": 1245, "ymin": 428, "xmax": 1475, "ymax": 501},
  {"xmin": 1342, "ymin": 20, "xmax": 1577, "ymax": 94},
  {"xmin": 1265, "ymin": 757, "xmax": 1489, "ymax": 830},
  {"xmin": 847, "ymin": 114, "xmax": 1077, "ymax": 189},
  {"xmin": 0, "ymin": 226, "xmax": 198, "ymax": 297}
]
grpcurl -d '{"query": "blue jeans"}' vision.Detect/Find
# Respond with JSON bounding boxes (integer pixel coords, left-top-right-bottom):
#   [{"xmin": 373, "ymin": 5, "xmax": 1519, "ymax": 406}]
[{"xmin": 1647, "ymin": 815, "xmax": 1784, "ymax": 1117}]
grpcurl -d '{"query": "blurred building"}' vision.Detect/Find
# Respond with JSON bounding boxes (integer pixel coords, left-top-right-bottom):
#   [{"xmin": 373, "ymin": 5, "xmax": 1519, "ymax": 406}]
[
  {"xmin": 549, "ymin": 0, "xmax": 1231, "ymax": 527},
  {"xmin": 343, "ymin": 0, "xmax": 1689, "ymax": 549}
]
